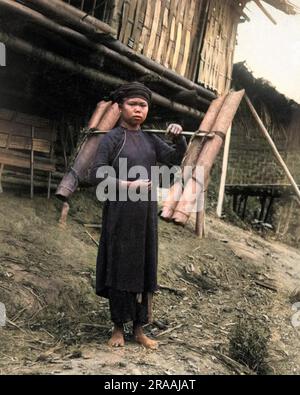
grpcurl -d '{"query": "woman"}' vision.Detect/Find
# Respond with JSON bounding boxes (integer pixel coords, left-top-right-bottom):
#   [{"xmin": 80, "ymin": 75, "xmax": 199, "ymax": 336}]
[{"xmin": 90, "ymin": 82, "xmax": 187, "ymax": 349}]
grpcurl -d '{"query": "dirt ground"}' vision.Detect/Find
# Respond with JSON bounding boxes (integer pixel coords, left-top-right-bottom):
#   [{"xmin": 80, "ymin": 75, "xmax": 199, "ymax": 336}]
[{"xmin": 0, "ymin": 187, "xmax": 300, "ymax": 375}]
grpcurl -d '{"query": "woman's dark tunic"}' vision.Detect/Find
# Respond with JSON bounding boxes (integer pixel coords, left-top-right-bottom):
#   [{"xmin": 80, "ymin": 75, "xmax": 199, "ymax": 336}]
[{"xmin": 89, "ymin": 126, "xmax": 187, "ymax": 321}]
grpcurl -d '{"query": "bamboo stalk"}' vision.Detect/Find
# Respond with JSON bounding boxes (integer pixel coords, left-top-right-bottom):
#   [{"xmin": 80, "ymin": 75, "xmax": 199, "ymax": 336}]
[
  {"xmin": 96, "ymin": 38, "xmax": 216, "ymax": 101},
  {"xmin": 172, "ymin": 90, "xmax": 245, "ymax": 226},
  {"xmin": 0, "ymin": 31, "xmax": 204, "ymax": 119},
  {"xmin": 24, "ymin": 0, "xmax": 116, "ymax": 36},
  {"xmin": 88, "ymin": 100, "xmax": 112, "ymax": 129},
  {"xmin": 0, "ymin": 0, "xmax": 210, "ymax": 108},
  {"xmin": 245, "ymin": 94, "xmax": 300, "ymax": 205},
  {"xmin": 19, "ymin": 0, "xmax": 215, "ymax": 100},
  {"xmin": 160, "ymin": 94, "xmax": 227, "ymax": 221},
  {"xmin": 55, "ymin": 101, "xmax": 120, "ymax": 201}
]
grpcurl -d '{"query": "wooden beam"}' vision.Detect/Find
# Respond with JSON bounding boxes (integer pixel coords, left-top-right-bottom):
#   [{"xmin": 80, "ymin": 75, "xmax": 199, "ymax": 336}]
[
  {"xmin": 0, "ymin": 133, "xmax": 51, "ymax": 153},
  {"xmin": 0, "ymin": 149, "xmax": 56, "ymax": 172},
  {"xmin": 245, "ymin": 94, "xmax": 300, "ymax": 205}
]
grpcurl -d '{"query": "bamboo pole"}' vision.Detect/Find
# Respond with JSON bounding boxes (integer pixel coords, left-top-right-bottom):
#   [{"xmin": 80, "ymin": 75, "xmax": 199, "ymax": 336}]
[
  {"xmin": 88, "ymin": 100, "xmax": 112, "ymax": 129},
  {"xmin": 143, "ymin": 129, "xmax": 214, "ymax": 137},
  {"xmin": 160, "ymin": 94, "xmax": 227, "ymax": 221},
  {"xmin": 106, "ymin": 41, "xmax": 215, "ymax": 100},
  {"xmin": 216, "ymin": 125, "xmax": 232, "ymax": 217},
  {"xmin": 245, "ymin": 94, "xmax": 300, "ymax": 205},
  {"xmin": 21, "ymin": 0, "xmax": 215, "ymax": 101},
  {"xmin": 0, "ymin": 31, "xmax": 204, "ymax": 120},
  {"xmin": 55, "ymin": 101, "xmax": 120, "ymax": 201},
  {"xmin": 172, "ymin": 90, "xmax": 245, "ymax": 226},
  {"xmin": 24, "ymin": 0, "xmax": 116, "ymax": 36},
  {"xmin": 0, "ymin": 0, "xmax": 211, "ymax": 108}
]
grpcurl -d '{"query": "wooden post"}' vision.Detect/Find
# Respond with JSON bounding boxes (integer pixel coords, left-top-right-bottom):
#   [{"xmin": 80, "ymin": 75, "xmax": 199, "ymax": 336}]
[
  {"xmin": 242, "ymin": 194, "xmax": 248, "ymax": 219},
  {"xmin": 0, "ymin": 133, "xmax": 11, "ymax": 194},
  {"xmin": 196, "ymin": 190, "xmax": 206, "ymax": 238},
  {"xmin": 259, "ymin": 196, "xmax": 267, "ymax": 221},
  {"xmin": 216, "ymin": 125, "xmax": 232, "ymax": 217},
  {"xmin": 276, "ymin": 205, "xmax": 283, "ymax": 234},
  {"xmin": 282, "ymin": 199, "xmax": 294, "ymax": 235},
  {"xmin": 91, "ymin": 0, "xmax": 97, "ymax": 16},
  {"xmin": 30, "ymin": 126, "xmax": 34, "ymax": 199},
  {"xmin": 233, "ymin": 194, "xmax": 238, "ymax": 212},
  {"xmin": 245, "ymin": 94, "xmax": 300, "ymax": 206},
  {"xmin": 47, "ymin": 143, "xmax": 52, "ymax": 199},
  {"xmin": 237, "ymin": 194, "xmax": 244, "ymax": 216},
  {"xmin": 47, "ymin": 172, "xmax": 52, "ymax": 199},
  {"xmin": 264, "ymin": 196, "xmax": 274, "ymax": 223}
]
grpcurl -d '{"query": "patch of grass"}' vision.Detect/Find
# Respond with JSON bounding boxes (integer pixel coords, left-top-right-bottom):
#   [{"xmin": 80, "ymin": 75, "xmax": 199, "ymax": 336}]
[{"xmin": 229, "ymin": 316, "xmax": 271, "ymax": 375}]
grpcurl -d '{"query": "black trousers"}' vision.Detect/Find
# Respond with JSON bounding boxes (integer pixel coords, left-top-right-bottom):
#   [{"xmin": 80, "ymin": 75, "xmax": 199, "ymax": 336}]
[{"xmin": 108, "ymin": 288, "xmax": 150, "ymax": 326}]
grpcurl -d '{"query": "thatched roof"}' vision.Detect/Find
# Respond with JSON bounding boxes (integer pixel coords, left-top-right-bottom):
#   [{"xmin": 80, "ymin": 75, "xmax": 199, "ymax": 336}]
[
  {"xmin": 262, "ymin": 0, "xmax": 300, "ymax": 15},
  {"xmin": 232, "ymin": 62, "xmax": 299, "ymax": 126}
]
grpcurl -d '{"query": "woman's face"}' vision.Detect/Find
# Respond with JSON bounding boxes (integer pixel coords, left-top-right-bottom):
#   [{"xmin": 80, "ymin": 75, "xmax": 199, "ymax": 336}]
[{"xmin": 120, "ymin": 97, "xmax": 149, "ymax": 127}]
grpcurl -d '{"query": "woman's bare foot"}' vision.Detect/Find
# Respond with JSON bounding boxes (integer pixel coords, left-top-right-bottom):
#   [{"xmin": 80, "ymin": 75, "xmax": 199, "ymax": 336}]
[
  {"xmin": 108, "ymin": 325, "xmax": 125, "ymax": 347},
  {"xmin": 134, "ymin": 325, "xmax": 158, "ymax": 350}
]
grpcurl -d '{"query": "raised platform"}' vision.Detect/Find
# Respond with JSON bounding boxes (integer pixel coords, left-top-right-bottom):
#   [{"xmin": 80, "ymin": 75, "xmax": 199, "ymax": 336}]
[{"xmin": 225, "ymin": 184, "xmax": 299, "ymax": 198}]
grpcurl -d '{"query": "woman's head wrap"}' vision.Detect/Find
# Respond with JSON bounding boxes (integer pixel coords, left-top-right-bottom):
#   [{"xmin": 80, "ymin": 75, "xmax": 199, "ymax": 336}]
[{"xmin": 110, "ymin": 82, "xmax": 152, "ymax": 105}]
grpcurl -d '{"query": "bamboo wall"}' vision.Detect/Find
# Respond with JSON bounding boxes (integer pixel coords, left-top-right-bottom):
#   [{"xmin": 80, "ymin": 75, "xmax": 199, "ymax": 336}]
[
  {"xmin": 210, "ymin": 104, "xmax": 300, "ymax": 186},
  {"xmin": 63, "ymin": 0, "xmax": 246, "ymax": 94},
  {"xmin": 110, "ymin": 0, "xmax": 209, "ymax": 81},
  {"xmin": 198, "ymin": 0, "xmax": 244, "ymax": 94}
]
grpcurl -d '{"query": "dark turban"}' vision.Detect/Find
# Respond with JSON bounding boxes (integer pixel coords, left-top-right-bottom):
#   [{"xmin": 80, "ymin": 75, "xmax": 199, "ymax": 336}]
[{"xmin": 110, "ymin": 82, "xmax": 152, "ymax": 105}]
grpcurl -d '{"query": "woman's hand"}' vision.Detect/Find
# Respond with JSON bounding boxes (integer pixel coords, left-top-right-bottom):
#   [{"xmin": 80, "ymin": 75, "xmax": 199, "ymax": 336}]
[
  {"xmin": 120, "ymin": 179, "xmax": 152, "ymax": 191},
  {"xmin": 130, "ymin": 179, "xmax": 152, "ymax": 191},
  {"xmin": 167, "ymin": 123, "xmax": 183, "ymax": 140}
]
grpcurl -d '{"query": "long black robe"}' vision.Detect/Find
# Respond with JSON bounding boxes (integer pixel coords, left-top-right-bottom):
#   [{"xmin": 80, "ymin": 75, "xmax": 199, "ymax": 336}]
[{"xmin": 89, "ymin": 126, "xmax": 187, "ymax": 301}]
